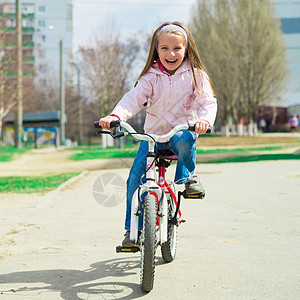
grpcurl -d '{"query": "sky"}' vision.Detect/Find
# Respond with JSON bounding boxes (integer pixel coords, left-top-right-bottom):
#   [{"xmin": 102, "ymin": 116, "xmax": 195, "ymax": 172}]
[
  {"xmin": 71, "ymin": 0, "xmax": 300, "ymax": 106},
  {"xmin": 73, "ymin": 0, "xmax": 197, "ymax": 51}
]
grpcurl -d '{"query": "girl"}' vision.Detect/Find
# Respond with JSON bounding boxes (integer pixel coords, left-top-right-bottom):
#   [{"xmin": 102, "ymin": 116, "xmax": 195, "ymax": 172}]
[{"xmin": 99, "ymin": 21, "xmax": 217, "ymax": 247}]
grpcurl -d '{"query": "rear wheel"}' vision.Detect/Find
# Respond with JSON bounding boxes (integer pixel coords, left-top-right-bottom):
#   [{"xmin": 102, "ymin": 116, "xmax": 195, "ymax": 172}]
[
  {"xmin": 161, "ymin": 180, "xmax": 177, "ymax": 262},
  {"xmin": 140, "ymin": 193, "xmax": 156, "ymax": 292}
]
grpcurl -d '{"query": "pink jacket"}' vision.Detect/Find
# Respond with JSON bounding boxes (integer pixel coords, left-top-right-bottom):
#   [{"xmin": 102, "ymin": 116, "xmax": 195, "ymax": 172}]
[
  {"xmin": 111, "ymin": 60, "xmax": 217, "ymax": 137},
  {"xmin": 289, "ymin": 116, "xmax": 298, "ymax": 127}
]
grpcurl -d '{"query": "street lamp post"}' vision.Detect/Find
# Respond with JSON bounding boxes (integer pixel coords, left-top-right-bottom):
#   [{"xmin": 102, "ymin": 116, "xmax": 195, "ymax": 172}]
[
  {"xmin": 76, "ymin": 66, "xmax": 83, "ymax": 145},
  {"xmin": 59, "ymin": 39, "xmax": 65, "ymax": 145},
  {"xmin": 47, "ymin": 26, "xmax": 66, "ymax": 146},
  {"xmin": 16, "ymin": 0, "xmax": 23, "ymax": 148}
]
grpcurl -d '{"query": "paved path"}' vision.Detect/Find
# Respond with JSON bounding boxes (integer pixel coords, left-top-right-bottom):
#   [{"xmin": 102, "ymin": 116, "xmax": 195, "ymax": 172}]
[
  {"xmin": 0, "ymin": 148, "xmax": 132, "ymax": 176},
  {"xmin": 0, "ymin": 160, "xmax": 299, "ymax": 299}
]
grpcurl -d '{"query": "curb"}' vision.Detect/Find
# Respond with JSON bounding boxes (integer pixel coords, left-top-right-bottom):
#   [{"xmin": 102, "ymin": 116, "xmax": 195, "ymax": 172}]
[{"xmin": 36, "ymin": 171, "xmax": 88, "ymax": 207}]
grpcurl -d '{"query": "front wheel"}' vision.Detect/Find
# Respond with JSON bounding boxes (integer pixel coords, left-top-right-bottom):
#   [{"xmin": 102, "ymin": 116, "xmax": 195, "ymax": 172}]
[
  {"xmin": 140, "ymin": 193, "xmax": 156, "ymax": 292},
  {"xmin": 161, "ymin": 180, "xmax": 177, "ymax": 262}
]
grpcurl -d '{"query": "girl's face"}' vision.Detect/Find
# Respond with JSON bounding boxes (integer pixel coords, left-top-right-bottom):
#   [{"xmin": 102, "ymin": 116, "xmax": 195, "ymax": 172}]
[{"xmin": 157, "ymin": 32, "xmax": 186, "ymax": 75}]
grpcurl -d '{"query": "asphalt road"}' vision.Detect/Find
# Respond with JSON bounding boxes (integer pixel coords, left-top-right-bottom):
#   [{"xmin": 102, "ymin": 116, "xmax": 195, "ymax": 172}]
[{"xmin": 0, "ymin": 160, "xmax": 299, "ymax": 299}]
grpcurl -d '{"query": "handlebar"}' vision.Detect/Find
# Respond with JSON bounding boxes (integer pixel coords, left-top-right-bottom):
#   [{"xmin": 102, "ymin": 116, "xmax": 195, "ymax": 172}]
[
  {"xmin": 187, "ymin": 123, "xmax": 211, "ymax": 134},
  {"xmin": 94, "ymin": 120, "xmax": 119, "ymax": 129},
  {"xmin": 94, "ymin": 120, "xmax": 211, "ymax": 142}
]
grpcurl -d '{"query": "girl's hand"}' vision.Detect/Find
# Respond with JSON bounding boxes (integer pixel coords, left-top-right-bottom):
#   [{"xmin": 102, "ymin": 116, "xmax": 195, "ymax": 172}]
[
  {"xmin": 194, "ymin": 120, "xmax": 209, "ymax": 135},
  {"xmin": 99, "ymin": 115, "xmax": 119, "ymax": 130}
]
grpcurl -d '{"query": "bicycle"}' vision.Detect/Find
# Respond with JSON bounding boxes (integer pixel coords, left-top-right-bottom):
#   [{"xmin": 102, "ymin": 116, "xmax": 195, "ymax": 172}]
[{"xmin": 94, "ymin": 120, "xmax": 211, "ymax": 292}]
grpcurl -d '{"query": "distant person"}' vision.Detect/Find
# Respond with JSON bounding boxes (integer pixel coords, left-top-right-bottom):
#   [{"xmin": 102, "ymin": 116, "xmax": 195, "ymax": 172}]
[
  {"xmin": 289, "ymin": 114, "xmax": 299, "ymax": 132},
  {"xmin": 259, "ymin": 119, "xmax": 267, "ymax": 133},
  {"xmin": 22, "ymin": 132, "xmax": 28, "ymax": 147}
]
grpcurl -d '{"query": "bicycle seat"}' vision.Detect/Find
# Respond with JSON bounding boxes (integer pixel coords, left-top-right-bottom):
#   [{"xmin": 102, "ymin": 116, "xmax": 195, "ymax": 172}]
[{"xmin": 156, "ymin": 149, "xmax": 178, "ymax": 160}]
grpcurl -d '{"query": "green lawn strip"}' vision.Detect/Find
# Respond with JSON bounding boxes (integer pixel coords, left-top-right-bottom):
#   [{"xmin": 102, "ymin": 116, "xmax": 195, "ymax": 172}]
[
  {"xmin": 0, "ymin": 146, "xmax": 30, "ymax": 162},
  {"xmin": 69, "ymin": 145, "xmax": 284, "ymax": 161},
  {"xmin": 0, "ymin": 172, "xmax": 80, "ymax": 194},
  {"xmin": 196, "ymin": 145, "xmax": 283, "ymax": 154},
  {"xmin": 69, "ymin": 149, "xmax": 138, "ymax": 161},
  {"xmin": 0, "ymin": 153, "xmax": 14, "ymax": 162},
  {"xmin": 199, "ymin": 153, "xmax": 300, "ymax": 164}
]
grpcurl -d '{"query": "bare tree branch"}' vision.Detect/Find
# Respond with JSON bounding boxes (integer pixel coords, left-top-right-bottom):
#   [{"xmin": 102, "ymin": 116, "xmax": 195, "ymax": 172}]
[{"xmin": 78, "ymin": 29, "xmax": 140, "ymax": 117}]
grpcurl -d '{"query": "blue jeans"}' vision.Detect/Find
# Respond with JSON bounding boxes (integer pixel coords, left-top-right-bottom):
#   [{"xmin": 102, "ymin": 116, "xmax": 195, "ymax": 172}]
[{"xmin": 125, "ymin": 130, "xmax": 197, "ymax": 230}]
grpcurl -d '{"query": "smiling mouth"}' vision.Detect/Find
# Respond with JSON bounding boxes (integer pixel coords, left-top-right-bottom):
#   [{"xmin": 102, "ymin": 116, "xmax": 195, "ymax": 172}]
[{"xmin": 166, "ymin": 59, "xmax": 177, "ymax": 64}]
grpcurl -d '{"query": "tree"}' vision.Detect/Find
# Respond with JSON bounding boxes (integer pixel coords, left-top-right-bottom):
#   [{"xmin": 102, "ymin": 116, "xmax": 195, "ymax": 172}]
[
  {"xmin": 27, "ymin": 75, "xmax": 84, "ymax": 144},
  {"xmin": 0, "ymin": 32, "xmax": 38, "ymax": 145},
  {"xmin": 78, "ymin": 32, "xmax": 140, "ymax": 119},
  {"xmin": 0, "ymin": 35, "xmax": 16, "ymax": 144},
  {"xmin": 191, "ymin": 0, "xmax": 287, "ymax": 136}
]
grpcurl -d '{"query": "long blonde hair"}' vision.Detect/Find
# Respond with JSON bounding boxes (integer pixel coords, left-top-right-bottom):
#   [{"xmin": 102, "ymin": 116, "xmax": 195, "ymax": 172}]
[{"xmin": 134, "ymin": 21, "xmax": 214, "ymax": 96}]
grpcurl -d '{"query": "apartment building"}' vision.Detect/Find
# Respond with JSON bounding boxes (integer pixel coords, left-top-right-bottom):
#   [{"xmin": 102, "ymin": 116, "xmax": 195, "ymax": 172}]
[
  {"xmin": 0, "ymin": 0, "xmax": 35, "ymax": 81},
  {"xmin": 275, "ymin": 0, "xmax": 300, "ymax": 107},
  {"xmin": 0, "ymin": 0, "xmax": 73, "ymax": 86},
  {"xmin": 34, "ymin": 0, "xmax": 73, "ymax": 86}
]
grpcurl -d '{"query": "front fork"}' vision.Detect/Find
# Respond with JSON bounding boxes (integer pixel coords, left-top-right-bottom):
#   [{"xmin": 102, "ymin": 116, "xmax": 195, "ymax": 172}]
[
  {"xmin": 130, "ymin": 183, "xmax": 168, "ymax": 244},
  {"xmin": 130, "ymin": 149, "xmax": 168, "ymax": 244}
]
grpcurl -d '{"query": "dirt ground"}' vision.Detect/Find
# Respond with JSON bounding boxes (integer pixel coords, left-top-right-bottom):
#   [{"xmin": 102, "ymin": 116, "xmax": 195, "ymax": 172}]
[
  {"xmin": 0, "ymin": 148, "xmax": 124, "ymax": 177},
  {"xmin": 0, "ymin": 161, "xmax": 299, "ymax": 299}
]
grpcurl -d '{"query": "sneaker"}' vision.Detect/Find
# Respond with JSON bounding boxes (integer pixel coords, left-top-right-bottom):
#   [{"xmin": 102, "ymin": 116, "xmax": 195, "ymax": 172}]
[
  {"xmin": 122, "ymin": 230, "xmax": 139, "ymax": 247},
  {"xmin": 185, "ymin": 175, "xmax": 205, "ymax": 195}
]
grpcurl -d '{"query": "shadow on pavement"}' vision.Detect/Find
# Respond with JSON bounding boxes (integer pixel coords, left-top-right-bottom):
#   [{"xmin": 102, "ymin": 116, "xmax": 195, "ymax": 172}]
[{"xmin": 0, "ymin": 257, "xmax": 148, "ymax": 299}]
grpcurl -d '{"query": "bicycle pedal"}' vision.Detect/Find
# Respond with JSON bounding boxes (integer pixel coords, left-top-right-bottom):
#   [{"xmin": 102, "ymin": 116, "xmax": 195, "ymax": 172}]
[
  {"xmin": 182, "ymin": 190, "xmax": 205, "ymax": 199},
  {"xmin": 116, "ymin": 246, "xmax": 140, "ymax": 253}
]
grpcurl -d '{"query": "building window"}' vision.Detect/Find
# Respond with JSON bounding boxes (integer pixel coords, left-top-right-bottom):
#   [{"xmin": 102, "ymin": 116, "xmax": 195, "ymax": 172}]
[
  {"xmin": 38, "ymin": 20, "xmax": 46, "ymax": 28},
  {"xmin": 6, "ymin": 19, "xmax": 15, "ymax": 27},
  {"xmin": 22, "ymin": 18, "xmax": 34, "ymax": 28},
  {"xmin": 38, "ymin": 6, "xmax": 46, "ymax": 13},
  {"xmin": 3, "ymin": 4, "xmax": 15, "ymax": 14},
  {"xmin": 23, "ymin": 35, "xmax": 33, "ymax": 43},
  {"xmin": 5, "ymin": 34, "xmax": 14, "ymax": 44},
  {"xmin": 39, "ymin": 64, "xmax": 47, "ymax": 73},
  {"xmin": 38, "ymin": 50, "xmax": 46, "ymax": 58},
  {"xmin": 39, "ymin": 79, "xmax": 46, "ymax": 86},
  {"xmin": 281, "ymin": 18, "xmax": 300, "ymax": 34}
]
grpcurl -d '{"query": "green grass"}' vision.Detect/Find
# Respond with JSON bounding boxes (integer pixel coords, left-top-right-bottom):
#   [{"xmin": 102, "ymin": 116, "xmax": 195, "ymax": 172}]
[
  {"xmin": 69, "ymin": 145, "xmax": 284, "ymax": 161},
  {"xmin": 0, "ymin": 172, "xmax": 80, "ymax": 194},
  {"xmin": 200, "ymin": 154, "xmax": 300, "ymax": 164},
  {"xmin": 69, "ymin": 148, "xmax": 138, "ymax": 161},
  {"xmin": 0, "ymin": 146, "xmax": 30, "ymax": 162},
  {"xmin": 196, "ymin": 145, "xmax": 283, "ymax": 154}
]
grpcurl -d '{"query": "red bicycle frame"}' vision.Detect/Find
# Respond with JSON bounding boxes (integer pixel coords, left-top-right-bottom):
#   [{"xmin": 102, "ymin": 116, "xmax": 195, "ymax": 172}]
[
  {"xmin": 158, "ymin": 165, "xmax": 182, "ymax": 220},
  {"xmin": 149, "ymin": 163, "xmax": 182, "ymax": 226}
]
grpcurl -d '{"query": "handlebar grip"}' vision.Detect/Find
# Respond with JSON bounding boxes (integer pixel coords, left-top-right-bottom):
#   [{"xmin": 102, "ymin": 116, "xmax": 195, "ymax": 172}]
[
  {"xmin": 188, "ymin": 124, "xmax": 211, "ymax": 134},
  {"xmin": 188, "ymin": 124, "xmax": 196, "ymax": 131},
  {"xmin": 94, "ymin": 120, "xmax": 121, "ymax": 129},
  {"xmin": 94, "ymin": 121, "xmax": 101, "ymax": 128},
  {"xmin": 110, "ymin": 120, "xmax": 121, "ymax": 128}
]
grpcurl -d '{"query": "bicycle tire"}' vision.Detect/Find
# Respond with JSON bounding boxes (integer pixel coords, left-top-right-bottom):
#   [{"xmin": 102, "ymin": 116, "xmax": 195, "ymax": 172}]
[
  {"xmin": 161, "ymin": 180, "xmax": 177, "ymax": 262},
  {"xmin": 140, "ymin": 193, "xmax": 157, "ymax": 292}
]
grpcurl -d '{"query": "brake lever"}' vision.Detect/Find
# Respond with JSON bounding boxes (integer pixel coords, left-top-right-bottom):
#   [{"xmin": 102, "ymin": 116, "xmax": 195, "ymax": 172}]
[
  {"xmin": 96, "ymin": 130, "xmax": 114, "ymax": 137},
  {"xmin": 96, "ymin": 125, "xmax": 126, "ymax": 138},
  {"xmin": 113, "ymin": 124, "xmax": 126, "ymax": 138}
]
